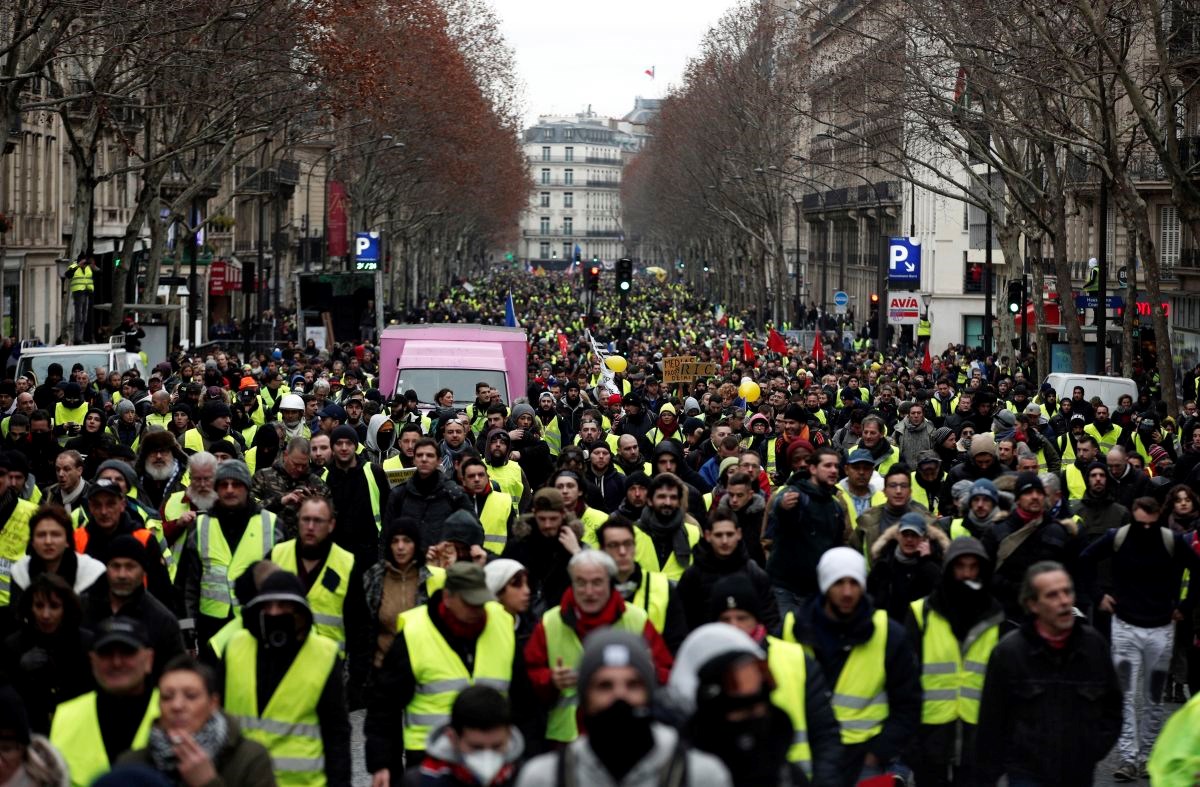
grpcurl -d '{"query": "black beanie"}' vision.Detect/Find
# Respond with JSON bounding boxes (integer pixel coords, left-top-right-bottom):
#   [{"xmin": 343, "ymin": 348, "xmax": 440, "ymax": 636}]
[
  {"xmin": 382, "ymin": 516, "xmax": 423, "ymax": 566},
  {"xmin": 0, "ymin": 685, "xmax": 31, "ymax": 744},
  {"xmin": 331, "ymin": 424, "xmax": 360, "ymax": 446},
  {"xmin": 107, "ymin": 534, "xmax": 148, "ymax": 569},
  {"xmin": 708, "ymin": 574, "xmax": 762, "ymax": 623}
]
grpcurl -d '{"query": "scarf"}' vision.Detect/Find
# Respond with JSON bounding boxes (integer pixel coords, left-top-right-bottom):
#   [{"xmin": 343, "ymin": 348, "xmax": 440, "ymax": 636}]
[
  {"xmin": 637, "ymin": 506, "xmax": 691, "ymax": 569},
  {"xmin": 60, "ymin": 480, "xmax": 86, "ymax": 512},
  {"xmin": 563, "ymin": 586, "xmax": 625, "ymax": 640},
  {"xmin": 438, "ymin": 598, "xmax": 487, "ymax": 639},
  {"xmin": 1169, "ymin": 511, "xmax": 1199, "ymax": 534},
  {"xmin": 148, "ymin": 712, "xmax": 229, "ymax": 780}
]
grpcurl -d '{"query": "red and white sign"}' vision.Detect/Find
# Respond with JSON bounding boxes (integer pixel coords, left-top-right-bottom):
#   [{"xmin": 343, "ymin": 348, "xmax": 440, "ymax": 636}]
[
  {"xmin": 208, "ymin": 260, "xmax": 242, "ymax": 296},
  {"xmin": 887, "ymin": 293, "xmax": 921, "ymax": 325}
]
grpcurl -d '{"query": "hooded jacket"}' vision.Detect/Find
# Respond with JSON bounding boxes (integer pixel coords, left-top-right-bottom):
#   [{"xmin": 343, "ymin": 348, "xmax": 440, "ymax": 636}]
[
  {"xmin": 676, "ymin": 539, "xmax": 780, "ymax": 633},
  {"xmin": 418, "ymin": 722, "xmax": 525, "ymax": 787},
  {"xmin": 363, "ymin": 413, "xmax": 398, "ymax": 466},
  {"xmin": 867, "ymin": 524, "xmax": 949, "ymax": 620},
  {"xmin": 651, "ymin": 442, "xmax": 708, "ymax": 523},
  {"xmin": 713, "ymin": 492, "xmax": 767, "ymax": 567},
  {"xmin": 502, "ymin": 511, "xmax": 584, "ymax": 615},
  {"xmin": 981, "ymin": 510, "xmax": 1081, "ymax": 623}
]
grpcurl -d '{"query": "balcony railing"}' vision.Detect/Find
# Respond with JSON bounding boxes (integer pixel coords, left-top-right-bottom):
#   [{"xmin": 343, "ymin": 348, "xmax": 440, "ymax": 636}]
[
  {"xmin": 586, "ymin": 230, "xmax": 622, "ymax": 237},
  {"xmin": 535, "ymin": 179, "xmax": 581, "ymax": 187},
  {"xmin": 585, "ymin": 156, "xmax": 621, "ymax": 165},
  {"xmin": 802, "ymin": 180, "xmax": 901, "ymax": 211},
  {"xmin": 529, "ymin": 157, "xmax": 581, "ymax": 164},
  {"xmin": 1181, "ymin": 248, "xmax": 1200, "ymax": 268},
  {"xmin": 585, "ymin": 179, "xmax": 620, "ymax": 188}
]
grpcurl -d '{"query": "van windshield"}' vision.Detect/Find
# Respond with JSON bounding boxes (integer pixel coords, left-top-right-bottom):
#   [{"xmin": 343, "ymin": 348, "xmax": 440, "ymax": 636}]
[
  {"xmin": 18, "ymin": 352, "xmax": 115, "ymax": 385},
  {"xmin": 395, "ymin": 368, "xmax": 508, "ymax": 408}
]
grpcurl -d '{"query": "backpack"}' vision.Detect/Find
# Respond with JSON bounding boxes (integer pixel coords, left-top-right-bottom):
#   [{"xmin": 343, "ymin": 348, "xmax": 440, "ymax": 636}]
[{"xmin": 1112, "ymin": 524, "xmax": 1174, "ymax": 555}]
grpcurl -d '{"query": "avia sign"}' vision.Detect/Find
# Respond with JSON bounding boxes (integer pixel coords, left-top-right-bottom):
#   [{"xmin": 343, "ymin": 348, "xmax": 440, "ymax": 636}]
[{"xmin": 887, "ymin": 293, "xmax": 921, "ymax": 325}]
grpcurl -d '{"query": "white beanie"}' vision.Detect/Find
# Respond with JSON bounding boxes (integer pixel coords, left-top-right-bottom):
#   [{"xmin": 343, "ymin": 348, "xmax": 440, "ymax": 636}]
[
  {"xmin": 666, "ymin": 624, "xmax": 763, "ymax": 717},
  {"xmin": 817, "ymin": 547, "xmax": 867, "ymax": 596},
  {"xmin": 484, "ymin": 559, "xmax": 525, "ymax": 596}
]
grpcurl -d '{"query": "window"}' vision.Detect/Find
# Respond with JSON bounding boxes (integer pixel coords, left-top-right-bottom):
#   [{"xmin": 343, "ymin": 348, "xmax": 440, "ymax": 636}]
[
  {"xmin": 541, "ymin": 146, "xmax": 551, "ymax": 161},
  {"xmin": 564, "ymin": 129, "xmax": 574, "ymax": 140},
  {"xmin": 540, "ymin": 216, "xmax": 550, "ymax": 234},
  {"xmin": 563, "ymin": 192, "xmax": 573, "ymax": 208},
  {"xmin": 540, "ymin": 168, "xmax": 550, "ymax": 185},
  {"xmin": 1160, "ymin": 205, "xmax": 1180, "ymax": 268},
  {"xmin": 563, "ymin": 217, "xmax": 573, "ymax": 235},
  {"xmin": 963, "ymin": 315, "xmax": 984, "ymax": 348},
  {"xmin": 963, "ymin": 200, "xmax": 969, "ymax": 231},
  {"xmin": 539, "ymin": 242, "xmax": 550, "ymax": 259},
  {"xmin": 963, "ymin": 254, "xmax": 996, "ymax": 294},
  {"xmin": 563, "ymin": 242, "xmax": 573, "ymax": 260},
  {"xmin": 540, "ymin": 192, "xmax": 550, "ymax": 208},
  {"xmin": 565, "ymin": 146, "xmax": 574, "ymax": 162},
  {"xmin": 564, "ymin": 168, "xmax": 574, "ymax": 185}
]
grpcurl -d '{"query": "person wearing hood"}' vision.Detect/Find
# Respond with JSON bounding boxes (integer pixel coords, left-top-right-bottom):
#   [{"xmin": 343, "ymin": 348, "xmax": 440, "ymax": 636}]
[
  {"xmin": 416, "ymin": 686, "xmax": 525, "ymax": 787},
  {"xmin": 106, "ymin": 399, "xmax": 143, "ymax": 453},
  {"xmin": 931, "ymin": 425, "xmax": 958, "ymax": 467},
  {"xmin": 911, "ymin": 450, "xmax": 946, "ymax": 515},
  {"xmin": 867, "ymin": 513, "xmax": 949, "ymax": 621},
  {"xmin": 891, "ymin": 402, "xmax": 936, "ymax": 467},
  {"xmin": 903, "ymin": 537, "xmax": 1004, "ymax": 787},
  {"xmin": 177, "ymin": 461, "xmax": 281, "ymax": 650},
  {"xmin": 615, "ymin": 470, "xmax": 649, "ymax": 521},
  {"xmin": 501, "ymin": 488, "xmax": 583, "ymax": 614},
  {"xmin": 650, "ymin": 441, "xmax": 708, "ymax": 522},
  {"xmin": 243, "ymin": 421, "xmax": 282, "ymax": 477},
  {"xmin": 680, "ymin": 588, "xmax": 842, "ymax": 786},
  {"xmin": 533, "ymin": 389, "xmax": 570, "ymax": 459},
  {"xmin": 783, "ymin": 547, "xmax": 921, "ymax": 782},
  {"xmin": 764, "ymin": 448, "xmax": 851, "ymax": 618},
  {"xmin": 582, "ymin": 439, "xmax": 624, "ymax": 514},
  {"xmin": 52, "ymin": 382, "xmax": 88, "ymax": 446},
  {"xmin": 596, "ymin": 517, "xmax": 687, "ymax": 653},
  {"xmin": 645, "ymin": 401, "xmax": 684, "ymax": 446},
  {"xmin": 167, "ymin": 402, "xmax": 193, "ymax": 441},
  {"xmin": 364, "ymin": 513, "xmax": 446, "ymax": 667},
  {"xmin": 518, "ymin": 628, "xmax": 729, "ymax": 787},
  {"xmin": 506, "ymin": 403, "xmax": 553, "ymax": 491},
  {"xmin": 324, "ymin": 423, "xmax": 390, "ymax": 572},
  {"xmin": 851, "ymin": 464, "xmax": 936, "ymax": 565},
  {"xmin": 4, "ymin": 571, "xmax": 96, "ymax": 738},
  {"xmin": 134, "ymin": 431, "xmax": 188, "ymax": 513},
  {"xmin": 367, "ymin": 562, "xmax": 530, "ymax": 780},
  {"xmin": 65, "ymin": 408, "xmax": 109, "ymax": 476},
  {"xmin": 218, "ymin": 570, "xmax": 350, "ymax": 786},
  {"xmin": 482, "ymin": 429, "xmax": 531, "ymax": 513},
  {"xmin": 677, "ymin": 508, "xmax": 780, "ymax": 634},
  {"xmin": 938, "ymin": 431, "xmax": 1004, "ymax": 507},
  {"xmin": 981, "ymin": 472, "xmax": 1082, "ymax": 624},
  {"xmin": 614, "ymin": 391, "xmax": 653, "ymax": 448},
  {"xmin": 524, "ymin": 550, "xmax": 673, "ymax": 745},
  {"xmin": 362, "ymin": 412, "xmax": 398, "ymax": 467}
]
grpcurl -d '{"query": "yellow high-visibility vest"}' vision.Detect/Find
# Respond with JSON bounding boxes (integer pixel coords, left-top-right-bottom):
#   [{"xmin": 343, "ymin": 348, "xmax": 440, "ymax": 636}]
[
  {"xmin": 271, "ymin": 539, "xmax": 356, "ymax": 647},
  {"xmin": 630, "ymin": 570, "xmax": 670, "ymax": 633},
  {"xmin": 68, "ymin": 263, "xmax": 94, "ymax": 293},
  {"xmin": 486, "ymin": 461, "xmax": 524, "ymax": 511},
  {"xmin": 910, "ymin": 597, "xmax": 998, "ymax": 725},
  {"xmin": 196, "ymin": 510, "xmax": 276, "ymax": 618},
  {"xmin": 767, "ymin": 636, "xmax": 813, "ymax": 772},
  {"xmin": 0, "ymin": 499, "xmax": 35, "ymax": 607},
  {"xmin": 50, "ymin": 689, "xmax": 159, "ymax": 787},
  {"xmin": 478, "ymin": 491, "xmax": 513, "ymax": 554}
]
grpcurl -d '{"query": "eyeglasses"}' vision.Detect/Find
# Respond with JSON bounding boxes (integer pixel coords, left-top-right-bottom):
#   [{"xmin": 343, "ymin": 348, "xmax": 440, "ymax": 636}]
[{"xmin": 605, "ymin": 539, "xmax": 636, "ymax": 552}]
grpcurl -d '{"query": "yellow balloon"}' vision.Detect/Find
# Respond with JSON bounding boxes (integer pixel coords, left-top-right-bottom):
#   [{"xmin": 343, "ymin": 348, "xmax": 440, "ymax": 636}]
[
  {"xmin": 738, "ymin": 380, "xmax": 761, "ymax": 402},
  {"xmin": 605, "ymin": 355, "xmax": 628, "ymax": 373}
]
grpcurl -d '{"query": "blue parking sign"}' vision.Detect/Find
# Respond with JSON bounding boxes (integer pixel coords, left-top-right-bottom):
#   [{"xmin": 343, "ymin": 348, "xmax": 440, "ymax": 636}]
[
  {"xmin": 888, "ymin": 237, "xmax": 921, "ymax": 286},
  {"xmin": 355, "ymin": 232, "xmax": 380, "ymax": 271}
]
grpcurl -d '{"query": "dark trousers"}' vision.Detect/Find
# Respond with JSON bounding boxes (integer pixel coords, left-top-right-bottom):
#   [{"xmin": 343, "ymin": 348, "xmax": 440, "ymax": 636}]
[
  {"xmin": 911, "ymin": 721, "xmax": 978, "ymax": 787},
  {"xmin": 72, "ymin": 292, "xmax": 92, "ymax": 343}
]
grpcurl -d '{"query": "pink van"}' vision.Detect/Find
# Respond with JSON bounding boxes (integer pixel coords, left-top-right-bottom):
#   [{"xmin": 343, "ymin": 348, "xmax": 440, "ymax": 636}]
[{"xmin": 378, "ymin": 324, "xmax": 528, "ymax": 407}]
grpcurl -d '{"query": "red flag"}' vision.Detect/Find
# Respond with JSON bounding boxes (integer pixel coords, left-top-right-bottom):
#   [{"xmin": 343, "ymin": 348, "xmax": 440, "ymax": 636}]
[
  {"xmin": 921, "ymin": 342, "xmax": 933, "ymax": 374},
  {"xmin": 721, "ymin": 343, "xmax": 730, "ymax": 365},
  {"xmin": 767, "ymin": 328, "xmax": 787, "ymax": 354},
  {"xmin": 743, "ymin": 339, "xmax": 755, "ymax": 363},
  {"xmin": 812, "ymin": 332, "xmax": 824, "ymax": 363},
  {"xmin": 557, "ymin": 332, "xmax": 569, "ymax": 356},
  {"xmin": 644, "ymin": 66, "xmax": 655, "ymax": 78}
]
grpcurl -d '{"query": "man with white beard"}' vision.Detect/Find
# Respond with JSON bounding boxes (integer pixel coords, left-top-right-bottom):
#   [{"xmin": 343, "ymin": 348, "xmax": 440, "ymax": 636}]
[
  {"xmin": 161, "ymin": 451, "xmax": 218, "ymax": 577},
  {"xmin": 135, "ymin": 430, "xmax": 190, "ymax": 511}
]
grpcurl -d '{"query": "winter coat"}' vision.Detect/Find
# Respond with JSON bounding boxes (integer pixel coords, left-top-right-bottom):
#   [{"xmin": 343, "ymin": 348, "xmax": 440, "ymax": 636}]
[
  {"xmin": 850, "ymin": 502, "xmax": 935, "ymax": 563},
  {"xmin": 891, "ymin": 418, "xmax": 935, "ymax": 467},
  {"xmin": 866, "ymin": 524, "xmax": 948, "ymax": 620},
  {"xmin": 714, "ymin": 492, "xmax": 767, "ymax": 567},
  {"xmin": 2, "ymin": 623, "xmax": 95, "ymax": 735},
  {"xmin": 384, "ymin": 469, "xmax": 472, "ymax": 551},
  {"xmin": 765, "ymin": 479, "xmax": 851, "ymax": 596},
  {"xmin": 975, "ymin": 620, "xmax": 1122, "ymax": 786},
  {"xmin": 502, "ymin": 512, "xmax": 584, "ymax": 616},
  {"xmin": 117, "ymin": 714, "xmax": 277, "ymax": 787},
  {"xmin": 981, "ymin": 512, "xmax": 1081, "ymax": 624},
  {"xmin": 411, "ymin": 723, "xmax": 525, "ymax": 787},
  {"xmin": 584, "ymin": 465, "xmax": 625, "ymax": 514},
  {"xmin": 676, "ymin": 539, "xmax": 781, "ymax": 633}
]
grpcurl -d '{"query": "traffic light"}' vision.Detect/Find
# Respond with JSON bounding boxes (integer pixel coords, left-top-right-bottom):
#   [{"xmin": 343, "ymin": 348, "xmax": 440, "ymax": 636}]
[
  {"xmin": 1007, "ymin": 280, "xmax": 1023, "ymax": 314},
  {"xmin": 574, "ymin": 248, "xmax": 581, "ymax": 264},
  {"xmin": 616, "ymin": 257, "xmax": 632, "ymax": 292},
  {"xmin": 586, "ymin": 265, "xmax": 600, "ymax": 291}
]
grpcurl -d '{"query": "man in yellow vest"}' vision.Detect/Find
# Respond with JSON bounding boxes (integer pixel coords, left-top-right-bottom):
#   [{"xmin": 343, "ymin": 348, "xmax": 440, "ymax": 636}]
[
  {"xmin": 50, "ymin": 617, "xmax": 160, "ymax": 786},
  {"xmin": 0, "ymin": 452, "xmax": 37, "ymax": 612},
  {"xmin": 598, "ymin": 517, "xmax": 687, "ymax": 653},
  {"xmin": 635, "ymin": 473, "xmax": 702, "ymax": 581},
  {"xmin": 483, "ymin": 429, "xmax": 531, "ymax": 512},
  {"xmin": 177, "ymin": 459, "xmax": 281, "ymax": 649},
  {"xmin": 1083, "ymin": 403, "xmax": 1123, "ymax": 455},
  {"xmin": 784, "ymin": 547, "xmax": 921, "ymax": 781},
  {"xmin": 525, "ymin": 550, "xmax": 673, "ymax": 744},
  {"xmin": 67, "ymin": 253, "xmax": 94, "ymax": 344},
  {"xmin": 905, "ymin": 537, "xmax": 1003, "ymax": 786},
  {"xmin": 365, "ymin": 562, "xmax": 526, "ymax": 782},
  {"xmin": 222, "ymin": 570, "xmax": 350, "ymax": 785},
  {"xmin": 460, "ymin": 456, "xmax": 515, "ymax": 554}
]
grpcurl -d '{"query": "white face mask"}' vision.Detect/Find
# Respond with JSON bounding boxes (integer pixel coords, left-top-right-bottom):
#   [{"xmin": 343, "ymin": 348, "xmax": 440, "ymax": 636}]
[{"xmin": 462, "ymin": 749, "xmax": 506, "ymax": 786}]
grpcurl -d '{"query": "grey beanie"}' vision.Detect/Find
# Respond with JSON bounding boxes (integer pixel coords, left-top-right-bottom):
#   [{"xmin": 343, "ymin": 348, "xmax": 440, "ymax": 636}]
[
  {"xmin": 511, "ymin": 403, "xmax": 536, "ymax": 423},
  {"xmin": 116, "ymin": 399, "xmax": 136, "ymax": 415},
  {"xmin": 951, "ymin": 479, "xmax": 975, "ymax": 505},
  {"xmin": 214, "ymin": 460, "xmax": 252, "ymax": 488},
  {"xmin": 95, "ymin": 459, "xmax": 137, "ymax": 490},
  {"xmin": 944, "ymin": 536, "xmax": 990, "ymax": 567},
  {"xmin": 577, "ymin": 629, "xmax": 656, "ymax": 699},
  {"xmin": 931, "ymin": 426, "xmax": 954, "ymax": 445}
]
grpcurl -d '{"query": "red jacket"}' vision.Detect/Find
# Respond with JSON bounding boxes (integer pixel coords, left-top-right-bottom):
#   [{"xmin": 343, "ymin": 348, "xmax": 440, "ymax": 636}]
[{"xmin": 525, "ymin": 587, "xmax": 673, "ymax": 705}]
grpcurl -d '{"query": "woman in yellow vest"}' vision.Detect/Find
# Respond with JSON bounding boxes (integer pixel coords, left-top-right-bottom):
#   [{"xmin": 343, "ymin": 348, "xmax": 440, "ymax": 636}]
[{"xmin": 116, "ymin": 655, "xmax": 276, "ymax": 785}]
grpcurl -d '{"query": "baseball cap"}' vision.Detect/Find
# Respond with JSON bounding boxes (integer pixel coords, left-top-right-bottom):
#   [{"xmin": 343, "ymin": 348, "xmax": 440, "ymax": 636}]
[
  {"xmin": 92, "ymin": 617, "xmax": 151, "ymax": 651},
  {"xmin": 86, "ymin": 478, "xmax": 125, "ymax": 500},
  {"xmin": 898, "ymin": 512, "xmax": 927, "ymax": 536},
  {"xmin": 916, "ymin": 450, "xmax": 941, "ymax": 466},
  {"xmin": 846, "ymin": 448, "xmax": 875, "ymax": 465},
  {"xmin": 444, "ymin": 562, "xmax": 494, "ymax": 606},
  {"xmin": 1013, "ymin": 471, "xmax": 1045, "ymax": 497},
  {"xmin": 318, "ymin": 403, "xmax": 347, "ymax": 421}
]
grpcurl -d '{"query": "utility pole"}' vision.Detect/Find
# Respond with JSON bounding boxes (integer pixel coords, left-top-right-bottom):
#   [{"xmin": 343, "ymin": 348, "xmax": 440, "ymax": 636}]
[
  {"xmin": 1097, "ymin": 171, "xmax": 1108, "ymax": 372},
  {"xmin": 983, "ymin": 163, "xmax": 994, "ymax": 356}
]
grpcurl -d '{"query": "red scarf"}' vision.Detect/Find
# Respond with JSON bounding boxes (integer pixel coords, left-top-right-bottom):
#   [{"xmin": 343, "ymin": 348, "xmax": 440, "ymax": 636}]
[
  {"xmin": 1034, "ymin": 619, "xmax": 1072, "ymax": 649},
  {"xmin": 438, "ymin": 598, "xmax": 487, "ymax": 639},
  {"xmin": 561, "ymin": 587, "xmax": 625, "ymax": 639}
]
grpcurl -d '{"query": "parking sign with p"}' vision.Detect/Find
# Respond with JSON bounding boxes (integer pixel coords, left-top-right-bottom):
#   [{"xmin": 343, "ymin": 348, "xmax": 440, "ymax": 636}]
[
  {"xmin": 355, "ymin": 231, "xmax": 380, "ymax": 271},
  {"xmin": 888, "ymin": 237, "xmax": 921, "ymax": 287}
]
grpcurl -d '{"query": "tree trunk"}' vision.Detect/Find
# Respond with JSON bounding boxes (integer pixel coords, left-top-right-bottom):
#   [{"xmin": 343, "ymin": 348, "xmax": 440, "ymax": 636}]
[
  {"xmin": 1030, "ymin": 243, "xmax": 1049, "ymax": 382},
  {"xmin": 1041, "ymin": 143, "xmax": 1086, "ymax": 370},
  {"xmin": 1121, "ymin": 229, "xmax": 1136, "ymax": 379}
]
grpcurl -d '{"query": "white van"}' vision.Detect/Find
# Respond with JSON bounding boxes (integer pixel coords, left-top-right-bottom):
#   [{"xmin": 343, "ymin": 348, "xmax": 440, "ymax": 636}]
[
  {"xmin": 1041, "ymin": 374, "xmax": 1139, "ymax": 409},
  {"xmin": 15, "ymin": 337, "xmax": 147, "ymax": 385}
]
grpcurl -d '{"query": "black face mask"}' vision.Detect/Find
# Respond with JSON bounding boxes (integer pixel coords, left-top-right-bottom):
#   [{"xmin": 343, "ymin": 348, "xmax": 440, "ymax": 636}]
[
  {"xmin": 259, "ymin": 612, "xmax": 296, "ymax": 649},
  {"xmin": 703, "ymin": 714, "xmax": 776, "ymax": 786},
  {"xmin": 377, "ymin": 429, "xmax": 394, "ymax": 452},
  {"xmin": 65, "ymin": 398, "xmax": 82, "ymax": 408},
  {"xmin": 1095, "ymin": 418, "xmax": 1110, "ymax": 429},
  {"xmin": 585, "ymin": 700, "xmax": 653, "ymax": 781}
]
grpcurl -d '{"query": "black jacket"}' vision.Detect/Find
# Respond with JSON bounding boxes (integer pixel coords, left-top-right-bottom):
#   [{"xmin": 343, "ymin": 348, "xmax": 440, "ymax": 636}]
[
  {"xmin": 364, "ymin": 591, "xmax": 532, "ymax": 779},
  {"xmin": 765, "ymin": 479, "xmax": 848, "ymax": 596},
  {"xmin": 1, "ymin": 623, "xmax": 95, "ymax": 734},
  {"xmin": 975, "ymin": 620, "xmax": 1122, "ymax": 786},
  {"xmin": 327, "ymin": 456, "xmax": 392, "ymax": 568},
  {"xmin": 982, "ymin": 512, "xmax": 1081, "ymax": 624},
  {"xmin": 677, "ymin": 539, "xmax": 781, "ymax": 634},
  {"xmin": 82, "ymin": 581, "xmax": 185, "ymax": 681},
  {"xmin": 788, "ymin": 596, "xmax": 920, "ymax": 765},
  {"xmin": 385, "ymin": 470, "xmax": 472, "ymax": 549}
]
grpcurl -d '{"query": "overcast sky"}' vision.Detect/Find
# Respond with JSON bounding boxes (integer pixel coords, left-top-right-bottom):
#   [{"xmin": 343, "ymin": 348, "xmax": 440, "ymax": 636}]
[{"xmin": 492, "ymin": 0, "xmax": 738, "ymax": 128}]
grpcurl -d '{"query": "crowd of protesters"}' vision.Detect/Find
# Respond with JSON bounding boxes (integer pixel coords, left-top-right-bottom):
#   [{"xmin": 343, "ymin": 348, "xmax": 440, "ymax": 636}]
[{"xmin": 0, "ymin": 271, "xmax": 1198, "ymax": 786}]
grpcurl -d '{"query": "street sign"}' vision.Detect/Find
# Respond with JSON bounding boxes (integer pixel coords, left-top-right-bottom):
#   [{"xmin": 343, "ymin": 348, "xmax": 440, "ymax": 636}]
[
  {"xmin": 886, "ymin": 292, "xmax": 921, "ymax": 325},
  {"xmin": 355, "ymin": 231, "xmax": 380, "ymax": 271},
  {"xmin": 1074, "ymin": 295, "xmax": 1124, "ymax": 309},
  {"xmin": 833, "ymin": 291, "xmax": 849, "ymax": 315},
  {"xmin": 888, "ymin": 237, "xmax": 921, "ymax": 286}
]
